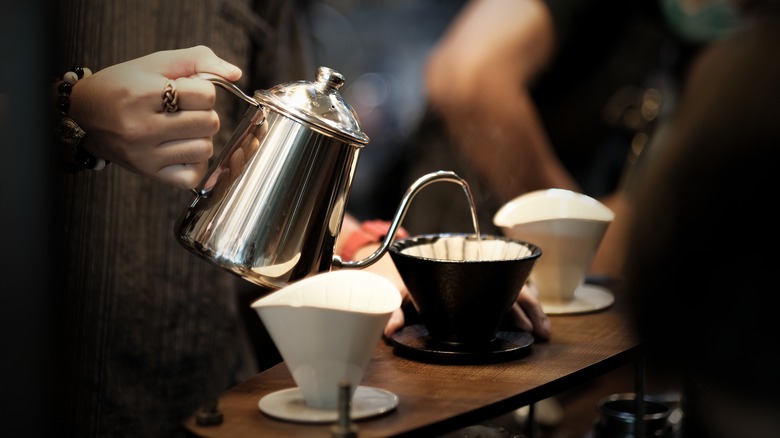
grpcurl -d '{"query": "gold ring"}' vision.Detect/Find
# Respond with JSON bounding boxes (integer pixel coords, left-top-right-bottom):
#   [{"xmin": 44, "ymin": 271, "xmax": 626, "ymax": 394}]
[{"xmin": 163, "ymin": 79, "xmax": 179, "ymax": 113}]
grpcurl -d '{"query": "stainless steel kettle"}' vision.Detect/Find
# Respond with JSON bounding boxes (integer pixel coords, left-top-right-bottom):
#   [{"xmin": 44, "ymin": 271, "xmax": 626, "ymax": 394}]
[{"xmin": 175, "ymin": 66, "xmax": 470, "ymax": 290}]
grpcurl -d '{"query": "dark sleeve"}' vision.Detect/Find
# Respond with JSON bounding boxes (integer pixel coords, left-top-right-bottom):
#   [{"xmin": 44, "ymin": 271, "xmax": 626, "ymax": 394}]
[
  {"xmin": 626, "ymin": 20, "xmax": 780, "ymax": 403},
  {"xmin": 533, "ymin": 0, "xmax": 676, "ymax": 196},
  {"xmin": 541, "ymin": 0, "xmax": 655, "ymax": 51}
]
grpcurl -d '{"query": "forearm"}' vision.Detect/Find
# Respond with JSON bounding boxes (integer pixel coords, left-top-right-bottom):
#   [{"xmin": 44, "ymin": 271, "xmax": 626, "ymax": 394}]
[
  {"xmin": 425, "ymin": 0, "xmax": 555, "ymax": 102},
  {"xmin": 439, "ymin": 83, "xmax": 579, "ymax": 198},
  {"xmin": 424, "ymin": 0, "xmax": 579, "ymax": 199}
]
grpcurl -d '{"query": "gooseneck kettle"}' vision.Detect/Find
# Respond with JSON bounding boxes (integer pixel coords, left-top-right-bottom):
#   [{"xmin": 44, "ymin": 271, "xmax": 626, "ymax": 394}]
[{"xmin": 175, "ymin": 66, "xmax": 469, "ymax": 290}]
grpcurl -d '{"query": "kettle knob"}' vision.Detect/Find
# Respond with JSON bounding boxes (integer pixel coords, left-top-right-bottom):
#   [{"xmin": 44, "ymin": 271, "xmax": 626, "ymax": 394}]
[{"xmin": 316, "ymin": 67, "xmax": 345, "ymax": 91}]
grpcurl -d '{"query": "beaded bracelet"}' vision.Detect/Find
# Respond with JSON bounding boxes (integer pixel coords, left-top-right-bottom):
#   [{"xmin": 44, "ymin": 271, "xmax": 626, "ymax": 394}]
[{"xmin": 55, "ymin": 66, "xmax": 108, "ymax": 172}]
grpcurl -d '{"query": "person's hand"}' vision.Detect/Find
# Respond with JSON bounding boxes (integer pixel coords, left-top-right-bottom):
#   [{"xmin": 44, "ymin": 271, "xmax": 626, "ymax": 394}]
[
  {"xmin": 349, "ymin": 244, "xmax": 409, "ymax": 339},
  {"xmin": 68, "ymin": 45, "xmax": 242, "ymax": 189},
  {"xmin": 505, "ymin": 281, "xmax": 551, "ymax": 341},
  {"xmin": 336, "ymin": 215, "xmax": 411, "ymax": 338}
]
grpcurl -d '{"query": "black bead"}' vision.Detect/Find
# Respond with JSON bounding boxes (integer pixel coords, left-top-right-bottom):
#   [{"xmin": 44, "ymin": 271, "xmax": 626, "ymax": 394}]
[
  {"xmin": 58, "ymin": 81, "xmax": 73, "ymax": 94},
  {"xmin": 73, "ymin": 146, "xmax": 96, "ymax": 168},
  {"xmin": 73, "ymin": 66, "xmax": 84, "ymax": 79},
  {"xmin": 57, "ymin": 95, "xmax": 71, "ymax": 113}
]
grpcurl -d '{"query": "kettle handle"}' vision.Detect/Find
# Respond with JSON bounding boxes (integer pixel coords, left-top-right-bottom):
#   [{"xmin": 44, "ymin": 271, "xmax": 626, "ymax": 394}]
[
  {"xmin": 333, "ymin": 170, "xmax": 469, "ymax": 269},
  {"xmin": 191, "ymin": 72, "xmax": 259, "ymax": 107},
  {"xmin": 188, "ymin": 73, "xmax": 263, "ymax": 198}
]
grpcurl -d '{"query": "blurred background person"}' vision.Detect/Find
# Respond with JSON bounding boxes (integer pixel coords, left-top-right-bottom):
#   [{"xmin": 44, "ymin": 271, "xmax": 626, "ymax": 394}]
[
  {"xmin": 371, "ymin": 0, "xmax": 737, "ymax": 282},
  {"xmin": 626, "ymin": 2, "xmax": 780, "ymax": 436}
]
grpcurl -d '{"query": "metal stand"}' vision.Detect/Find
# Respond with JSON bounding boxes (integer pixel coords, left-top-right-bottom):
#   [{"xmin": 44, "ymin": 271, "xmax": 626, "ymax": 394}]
[
  {"xmin": 635, "ymin": 352, "xmax": 646, "ymax": 438},
  {"xmin": 524, "ymin": 402, "xmax": 536, "ymax": 438},
  {"xmin": 331, "ymin": 380, "xmax": 358, "ymax": 438},
  {"xmin": 195, "ymin": 397, "xmax": 224, "ymax": 426}
]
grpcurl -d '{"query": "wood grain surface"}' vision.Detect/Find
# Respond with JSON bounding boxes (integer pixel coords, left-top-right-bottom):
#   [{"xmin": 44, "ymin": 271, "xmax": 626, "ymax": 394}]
[{"xmin": 185, "ymin": 306, "xmax": 639, "ymax": 437}]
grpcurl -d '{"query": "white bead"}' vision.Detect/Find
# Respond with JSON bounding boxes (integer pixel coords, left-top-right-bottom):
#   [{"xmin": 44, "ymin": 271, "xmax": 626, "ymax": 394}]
[
  {"xmin": 82, "ymin": 67, "xmax": 92, "ymax": 78},
  {"xmin": 63, "ymin": 71, "xmax": 79, "ymax": 85},
  {"xmin": 91, "ymin": 158, "xmax": 107, "ymax": 171}
]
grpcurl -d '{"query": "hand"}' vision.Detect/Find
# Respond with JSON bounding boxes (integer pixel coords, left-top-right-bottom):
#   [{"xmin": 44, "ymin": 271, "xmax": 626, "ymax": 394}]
[
  {"xmin": 68, "ymin": 45, "xmax": 242, "ymax": 189},
  {"xmin": 337, "ymin": 215, "xmax": 412, "ymax": 338},
  {"xmin": 505, "ymin": 281, "xmax": 551, "ymax": 341},
  {"xmin": 352, "ymin": 246, "xmax": 409, "ymax": 339}
]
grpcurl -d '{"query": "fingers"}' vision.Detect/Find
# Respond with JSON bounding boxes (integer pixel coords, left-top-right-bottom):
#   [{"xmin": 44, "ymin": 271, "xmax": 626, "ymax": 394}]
[
  {"xmin": 516, "ymin": 287, "xmax": 552, "ymax": 340},
  {"xmin": 161, "ymin": 77, "xmax": 218, "ymax": 112},
  {"xmin": 188, "ymin": 45, "xmax": 242, "ymax": 81},
  {"xmin": 155, "ymin": 162, "xmax": 210, "ymax": 190},
  {"xmin": 507, "ymin": 303, "xmax": 534, "ymax": 331},
  {"xmin": 150, "ymin": 45, "xmax": 242, "ymax": 82},
  {"xmin": 155, "ymin": 137, "xmax": 214, "ymax": 167},
  {"xmin": 156, "ymin": 108, "xmax": 220, "ymax": 139},
  {"xmin": 384, "ymin": 308, "xmax": 405, "ymax": 339},
  {"xmin": 142, "ymin": 85, "xmax": 219, "ymax": 189},
  {"xmin": 123, "ymin": 137, "xmax": 211, "ymax": 190},
  {"xmin": 504, "ymin": 283, "xmax": 552, "ymax": 340}
]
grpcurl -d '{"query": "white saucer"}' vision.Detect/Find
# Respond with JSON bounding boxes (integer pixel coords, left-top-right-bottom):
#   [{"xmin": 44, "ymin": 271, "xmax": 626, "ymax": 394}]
[
  {"xmin": 540, "ymin": 284, "xmax": 615, "ymax": 315},
  {"xmin": 258, "ymin": 385, "xmax": 399, "ymax": 423}
]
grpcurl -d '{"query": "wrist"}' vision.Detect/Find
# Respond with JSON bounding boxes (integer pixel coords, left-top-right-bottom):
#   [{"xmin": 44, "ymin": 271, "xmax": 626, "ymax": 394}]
[
  {"xmin": 339, "ymin": 220, "xmax": 409, "ymax": 262},
  {"xmin": 53, "ymin": 66, "xmax": 108, "ymax": 172}
]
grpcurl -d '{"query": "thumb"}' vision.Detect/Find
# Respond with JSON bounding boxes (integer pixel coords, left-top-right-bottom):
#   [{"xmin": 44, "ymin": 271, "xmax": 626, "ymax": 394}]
[
  {"xmin": 383, "ymin": 308, "xmax": 405, "ymax": 339},
  {"xmin": 153, "ymin": 45, "xmax": 242, "ymax": 81}
]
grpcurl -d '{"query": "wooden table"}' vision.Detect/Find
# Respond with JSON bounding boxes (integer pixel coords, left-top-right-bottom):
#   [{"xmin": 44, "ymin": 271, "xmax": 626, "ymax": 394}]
[{"xmin": 185, "ymin": 305, "xmax": 639, "ymax": 437}]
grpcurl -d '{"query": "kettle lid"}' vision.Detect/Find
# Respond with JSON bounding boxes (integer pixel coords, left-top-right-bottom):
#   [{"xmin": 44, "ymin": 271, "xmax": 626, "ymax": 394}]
[{"xmin": 258, "ymin": 66, "xmax": 370, "ymax": 145}]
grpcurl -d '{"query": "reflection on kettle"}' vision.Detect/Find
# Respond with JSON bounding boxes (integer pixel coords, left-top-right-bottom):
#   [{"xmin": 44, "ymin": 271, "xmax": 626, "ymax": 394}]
[
  {"xmin": 175, "ymin": 66, "xmax": 472, "ymax": 290},
  {"xmin": 199, "ymin": 119, "xmax": 265, "ymax": 209}
]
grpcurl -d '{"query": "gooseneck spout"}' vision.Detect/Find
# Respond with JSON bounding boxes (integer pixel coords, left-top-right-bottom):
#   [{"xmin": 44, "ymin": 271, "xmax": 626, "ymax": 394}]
[{"xmin": 334, "ymin": 170, "xmax": 470, "ymax": 269}]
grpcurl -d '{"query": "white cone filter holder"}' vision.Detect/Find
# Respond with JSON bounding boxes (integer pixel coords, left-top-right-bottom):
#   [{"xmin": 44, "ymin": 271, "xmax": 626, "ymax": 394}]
[
  {"xmin": 251, "ymin": 270, "xmax": 401, "ymax": 421},
  {"xmin": 494, "ymin": 189, "xmax": 615, "ymax": 314}
]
